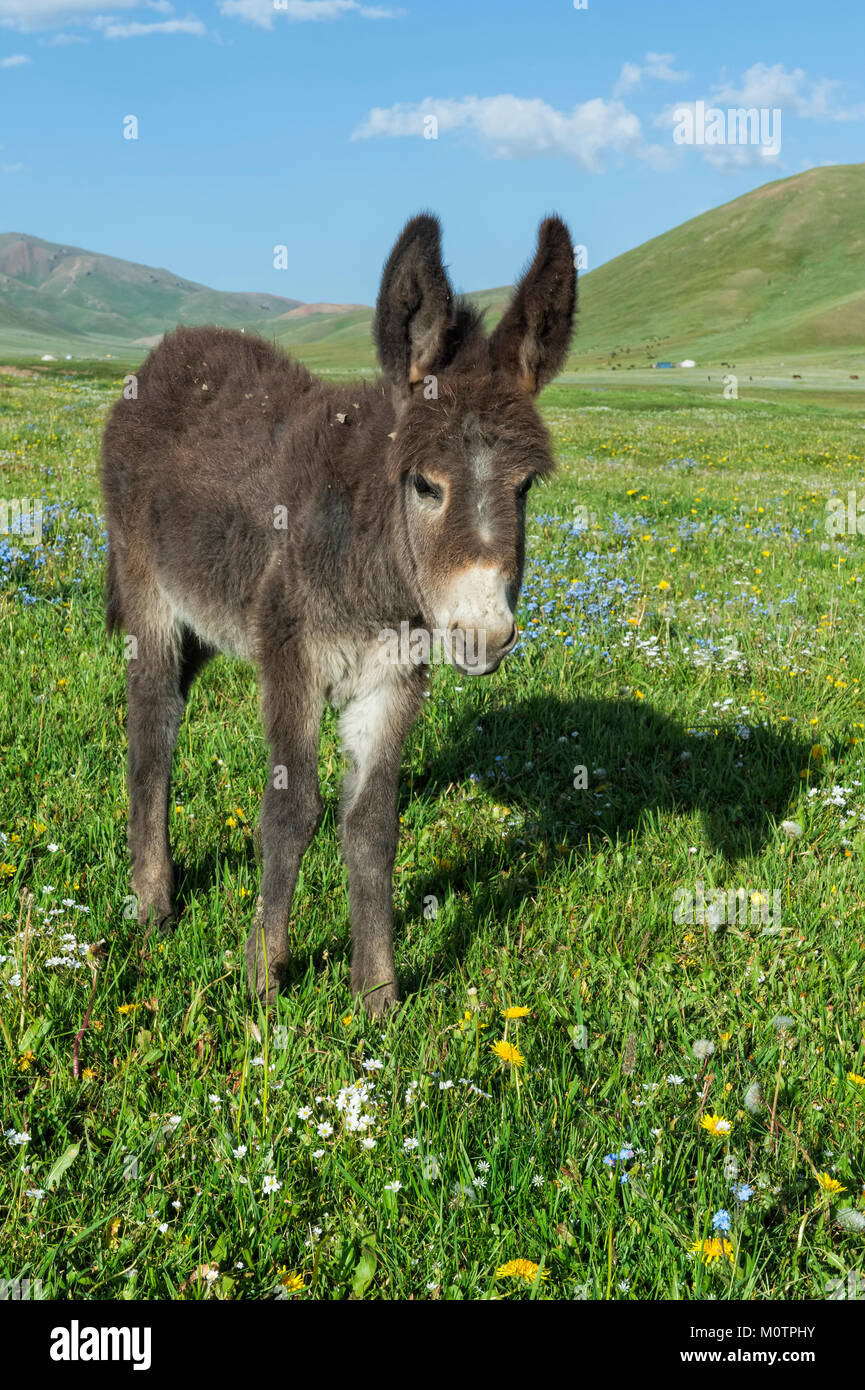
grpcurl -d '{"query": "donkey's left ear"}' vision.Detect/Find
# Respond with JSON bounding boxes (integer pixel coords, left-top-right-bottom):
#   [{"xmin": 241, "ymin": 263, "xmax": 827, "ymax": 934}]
[
  {"xmin": 374, "ymin": 213, "xmax": 454, "ymax": 393},
  {"xmin": 488, "ymin": 217, "xmax": 577, "ymax": 394}
]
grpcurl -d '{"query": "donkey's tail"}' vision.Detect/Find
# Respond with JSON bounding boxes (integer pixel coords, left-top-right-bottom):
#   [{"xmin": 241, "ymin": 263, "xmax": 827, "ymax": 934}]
[{"xmin": 105, "ymin": 544, "xmax": 124, "ymax": 636}]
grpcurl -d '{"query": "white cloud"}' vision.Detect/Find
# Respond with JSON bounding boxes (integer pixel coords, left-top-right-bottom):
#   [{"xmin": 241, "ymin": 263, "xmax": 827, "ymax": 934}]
[
  {"xmin": 0, "ymin": 1, "xmax": 205, "ymax": 37},
  {"xmin": 0, "ymin": 50, "xmax": 29, "ymax": 63},
  {"xmin": 99, "ymin": 17, "xmax": 206, "ymax": 38},
  {"xmin": 614, "ymin": 52, "xmax": 691, "ymax": 96},
  {"xmin": 219, "ymin": 0, "xmax": 400, "ymax": 24},
  {"xmin": 0, "ymin": 1, "xmax": 137, "ymax": 29},
  {"xmin": 712, "ymin": 63, "xmax": 865, "ymax": 122},
  {"xmin": 352, "ymin": 93, "xmax": 668, "ymax": 172}
]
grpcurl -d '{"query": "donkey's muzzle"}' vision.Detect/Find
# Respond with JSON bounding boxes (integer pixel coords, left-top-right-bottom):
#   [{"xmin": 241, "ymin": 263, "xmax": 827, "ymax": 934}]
[{"xmin": 449, "ymin": 621, "xmax": 518, "ymax": 676}]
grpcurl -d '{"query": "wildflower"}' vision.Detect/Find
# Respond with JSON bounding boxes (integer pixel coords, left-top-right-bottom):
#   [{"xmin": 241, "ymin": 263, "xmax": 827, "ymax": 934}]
[
  {"xmin": 502, "ymin": 1006, "xmax": 530, "ymax": 1019},
  {"xmin": 690, "ymin": 1237, "xmax": 735, "ymax": 1266},
  {"xmin": 666, "ymin": 1074, "xmax": 685, "ymax": 1085},
  {"xmin": 278, "ymin": 1270, "xmax": 304, "ymax": 1292},
  {"xmin": 712, "ymin": 1210, "xmax": 732, "ymax": 1232},
  {"xmin": 657, "ymin": 580, "xmax": 670, "ymax": 591},
  {"xmin": 692, "ymin": 1039, "xmax": 715, "ymax": 1060},
  {"xmin": 817, "ymin": 1173, "xmax": 846, "ymax": 1196},
  {"xmin": 16, "ymin": 1052, "xmax": 35, "ymax": 1072},
  {"xmin": 262, "ymin": 1175, "xmax": 282, "ymax": 1195},
  {"xmin": 362, "ymin": 1058, "xmax": 384, "ymax": 1071},
  {"xmin": 700, "ymin": 1114, "xmax": 733, "ymax": 1138},
  {"xmin": 780, "ymin": 820, "xmax": 803, "ymax": 839},
  {"xmin": 383, "ymin": 1180, "xmax": 402, "ymax": 1193},
  {"xmin": 491, "ymin": 1040, "xmax": 524, "ymax": 1067},
  {"xmin": 297, "ymin": 1107, "xmax": 312, "ymax": 1121},
  {"xmin": 743, "ymin": 1080, "xmax": 764, "ymax": 1114},
  {"xmin": 847, "ymin": 1072, "xmax": 865, "ymax": 1086},
  {"xmin": 732, "ymin": 1183, "xmax": 754, "ymax": 1202},
  {"xmin": 495, "ymin": 1259, "xmax": 549, "ymax": 1284},
  {"xmin": 403, "ymin": 1137, "xmax": 419, "ymax": 1151},
  {"xmin": 232, "ymin": 1145, "xmax": 247, "ymax": 1159}
]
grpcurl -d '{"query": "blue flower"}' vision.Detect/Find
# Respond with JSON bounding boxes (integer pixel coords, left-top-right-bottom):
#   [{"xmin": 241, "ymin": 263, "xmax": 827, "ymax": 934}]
[{"xmin": 712, "ymin": 1209, "xmax": 732, "ymax": 1232}]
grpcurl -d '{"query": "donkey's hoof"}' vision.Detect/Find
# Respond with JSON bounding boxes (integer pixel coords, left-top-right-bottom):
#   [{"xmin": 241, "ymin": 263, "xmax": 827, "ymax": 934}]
[
  {"xmin": 244, "ymin": 928, "xmax": 289, "ymax": 1004},
  {"xmin": 355, "ymin": 978, "xmax": 400, "ymax": 1018},
  {"xmin": 137, "ymin": 900, "xmax": 176, "ymax": 935}
]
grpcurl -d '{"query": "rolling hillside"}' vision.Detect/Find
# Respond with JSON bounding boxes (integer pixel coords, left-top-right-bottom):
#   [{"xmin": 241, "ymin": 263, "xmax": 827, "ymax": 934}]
[
  {"xmin": 0, "ymin": 234, "xmax": 307, "ymax": 356},
  {"xmin": 572, "ymin": 163, "xmax": 865, "ymax": 367},
  {"xmin": 2, "ymin": 165, "xmax": 864, "ymax": 367}
]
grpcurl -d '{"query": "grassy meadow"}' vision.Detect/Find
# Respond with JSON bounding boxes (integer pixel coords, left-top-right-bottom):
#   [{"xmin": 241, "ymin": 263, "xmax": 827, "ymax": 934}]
[{"xmin": 1, "ymin": 360, "xmax": 865, "ymax": 1301}]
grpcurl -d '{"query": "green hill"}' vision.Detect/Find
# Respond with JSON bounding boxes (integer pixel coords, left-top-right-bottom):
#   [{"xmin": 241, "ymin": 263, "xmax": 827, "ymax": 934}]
[
  {"xmin": 572, "ymin": 163, "xmax": 865, "ymax": 368},
  {"xmin": 0, "ymin": 233, "xmax": 306, "ymax": 356},
  {"xmin": 2, "ymin": 165, "xmax": 864, "ymax": 367}
]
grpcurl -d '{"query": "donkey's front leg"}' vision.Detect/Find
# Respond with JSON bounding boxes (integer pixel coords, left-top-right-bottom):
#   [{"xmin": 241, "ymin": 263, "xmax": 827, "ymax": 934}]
[
  {"xmin": 339, "ymin": 666, "xmax": 426, "ymax": 1016},
  {"xmin": 246, "ymin": 650, "xmax": 323, "ymax": 1005}
]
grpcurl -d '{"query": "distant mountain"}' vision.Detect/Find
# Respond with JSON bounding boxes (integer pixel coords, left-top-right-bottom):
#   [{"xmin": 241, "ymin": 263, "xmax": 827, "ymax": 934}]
[
  {"xmin": 2, "ymin": 165, "xmax": 864, "ymax": 366},
  {"xmin": 0, "ymin": 233, "xmax": 357, "ymax": 355}
]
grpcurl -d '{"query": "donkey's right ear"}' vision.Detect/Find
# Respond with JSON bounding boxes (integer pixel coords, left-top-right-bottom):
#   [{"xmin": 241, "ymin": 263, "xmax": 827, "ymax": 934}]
[{"xmin": 374, "ymin": 213, "xmax": 454, "ymax": 393}]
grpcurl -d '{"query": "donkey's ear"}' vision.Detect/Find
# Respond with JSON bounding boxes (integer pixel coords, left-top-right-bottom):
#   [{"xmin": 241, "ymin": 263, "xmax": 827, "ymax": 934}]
[
  {"xmin": 374, "ymin": 213, "xmax": 454, "ymax": 390},
  {"xmin": 488, "ymin": 217, "xmax": 576, "ymax": 394}
]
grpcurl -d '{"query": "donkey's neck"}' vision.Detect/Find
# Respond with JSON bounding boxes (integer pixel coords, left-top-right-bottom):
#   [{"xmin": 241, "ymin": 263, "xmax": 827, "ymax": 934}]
[{"xmin": 284, "ymin": 378, "xmax": 420, "ymax": 633}]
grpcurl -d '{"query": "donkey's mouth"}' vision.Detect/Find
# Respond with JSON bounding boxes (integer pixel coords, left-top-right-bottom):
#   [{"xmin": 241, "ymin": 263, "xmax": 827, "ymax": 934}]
[{"xmin": 449, "ymin": 623, "xmax": 518, "ymax": 677}]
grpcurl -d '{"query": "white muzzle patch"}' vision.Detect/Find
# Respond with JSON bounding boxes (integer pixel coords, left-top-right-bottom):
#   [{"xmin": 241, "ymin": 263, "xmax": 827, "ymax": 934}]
[{"xmin": 438, "ymin": 565, "xmax": 516, "ymax": 675}]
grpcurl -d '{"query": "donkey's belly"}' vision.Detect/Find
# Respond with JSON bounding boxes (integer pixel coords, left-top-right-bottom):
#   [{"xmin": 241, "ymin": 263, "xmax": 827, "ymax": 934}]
[{"xmin": 156, "ymin": 581, "xmax": 255, "ymax": 661}]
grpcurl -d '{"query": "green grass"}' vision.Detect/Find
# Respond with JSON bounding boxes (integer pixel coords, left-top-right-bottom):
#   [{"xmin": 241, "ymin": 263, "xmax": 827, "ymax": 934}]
[{"xmin": 1, "ymin": 364, "xmax": 865, "ymax": 1301}]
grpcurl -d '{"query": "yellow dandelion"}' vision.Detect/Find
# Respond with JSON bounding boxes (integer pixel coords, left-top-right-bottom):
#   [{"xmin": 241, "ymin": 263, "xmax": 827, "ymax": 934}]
[
  {"xmin": 657, "ymin": 579, "xmax": 670, "ymax": 591},
  {"xmin": 817, "ymin": 1172, "xmax": 846, "ymax": 1195},
  {"xmin": 491, "ymin": 1039, "xmax": 524, "ymax": 1067},
  {"xmin": 847, "ymin": 1072, "xmax": 865, "ymax": 1086},
  {"xmin": 0, "ymin": 863, "xmax": 16, "ymax": 878},
  {"xmin": 16, "ymin": 1051, "xmax": 36, "ymax": 1072},
  {"xmin": 277, "ymin": 1268, "xmax": 304, "ymax": 1292},
  {"xmin": 502, "ymin": 1006, "xmax": 530, "ymax": 1020},
  {"xmin": 342, "ymin": 1014, "xmax": 353, "ymax": 1027},
  {"xmin": 700, "ymin": 1113, "xmax": 733, "ymax": 1138},
  {"xmin": 690, "ymin": 1237, "xmax": 735, "ymax": 1266},
  {"xmin": 495, "ymin": 1259, "xmax": 548, "ymax": 1283}
]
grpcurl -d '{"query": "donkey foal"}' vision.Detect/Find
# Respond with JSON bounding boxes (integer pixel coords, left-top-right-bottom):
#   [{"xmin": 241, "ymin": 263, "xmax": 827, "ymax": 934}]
[{"xmin": 101, "ymin": 213, "xmax": 576, "ymax": 1014}]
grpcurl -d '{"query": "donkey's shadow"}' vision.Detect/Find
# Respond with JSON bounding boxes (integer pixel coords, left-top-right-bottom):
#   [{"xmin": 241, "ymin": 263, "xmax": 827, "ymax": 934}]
[
  {"xmin": 395, "ymin": 693, "xmax": 810, "ymax": 990},
  {"xmin": 173, "ymin": 692, "xmax": 809, "ymax": 996}
]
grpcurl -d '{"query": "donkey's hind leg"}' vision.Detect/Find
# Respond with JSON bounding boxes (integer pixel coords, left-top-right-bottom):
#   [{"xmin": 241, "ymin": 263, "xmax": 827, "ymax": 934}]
[{"xmin": 126, "ymin": 618, "xmax": 212, "ymax": 931}]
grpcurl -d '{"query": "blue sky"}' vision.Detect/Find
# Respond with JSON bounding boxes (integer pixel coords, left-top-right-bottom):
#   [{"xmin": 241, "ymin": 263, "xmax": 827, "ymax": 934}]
[{"xmin": 1, "ymin": 0, "xmax": 863, "ymax": 304}]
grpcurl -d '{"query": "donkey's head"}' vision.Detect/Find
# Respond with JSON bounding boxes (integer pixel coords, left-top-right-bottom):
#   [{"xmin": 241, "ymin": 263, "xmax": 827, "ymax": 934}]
[{"xmin": 376, "ymin": 213, "xmax": 576, "ymax": 675}]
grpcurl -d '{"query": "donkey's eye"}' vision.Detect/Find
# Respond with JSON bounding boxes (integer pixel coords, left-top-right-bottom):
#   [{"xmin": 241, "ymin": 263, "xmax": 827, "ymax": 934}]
[
  {"xmin": 515, "ymin": 474, "xmax": 535, "ymax": 500},
  {"xmin": 412, "ymin": 474, "xmax": 442, "ymax": 501}
]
